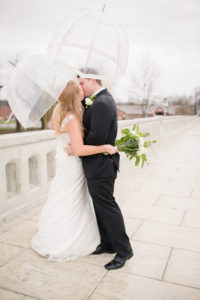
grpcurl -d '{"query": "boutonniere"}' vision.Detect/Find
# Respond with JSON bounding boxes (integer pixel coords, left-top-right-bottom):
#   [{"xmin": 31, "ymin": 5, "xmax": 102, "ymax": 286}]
[{"xmin": 85, "ymin": 95, "xmax": 96, "ymax": 107}]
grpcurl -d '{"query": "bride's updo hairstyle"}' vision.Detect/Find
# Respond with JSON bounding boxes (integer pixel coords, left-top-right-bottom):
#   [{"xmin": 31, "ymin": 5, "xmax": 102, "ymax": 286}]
[{"xmin": 55, "ymin": 80, "xmax": 83, "ymax": 136}]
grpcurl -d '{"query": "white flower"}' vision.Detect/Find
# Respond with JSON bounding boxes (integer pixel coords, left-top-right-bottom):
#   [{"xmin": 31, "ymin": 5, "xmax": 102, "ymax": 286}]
[
  {"xmin": 132, "ymin": 130, "xmax": 137, "ymax": 135},
  {"xmin": 137, "ymin": 146, "xmax": 147, "ymax": 156},
  {"xmin": 138, "ymin": 137, "xmax": 145, "ymax": 147},
  {"xmin": 85, "ymin": 98, "xmax": 93, "ymax": 106}
]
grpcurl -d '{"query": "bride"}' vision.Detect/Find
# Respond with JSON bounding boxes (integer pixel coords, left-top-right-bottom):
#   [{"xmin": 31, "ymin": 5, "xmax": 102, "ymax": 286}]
[{"xmin": 31, "ymin": 80, "xmax": 117, "ymax": 262}]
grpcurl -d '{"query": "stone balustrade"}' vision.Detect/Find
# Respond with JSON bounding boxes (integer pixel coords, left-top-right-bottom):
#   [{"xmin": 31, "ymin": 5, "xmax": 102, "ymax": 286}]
[{"xmin": 0, "ymin": 116, "xmax": 198, "ymax": 223}]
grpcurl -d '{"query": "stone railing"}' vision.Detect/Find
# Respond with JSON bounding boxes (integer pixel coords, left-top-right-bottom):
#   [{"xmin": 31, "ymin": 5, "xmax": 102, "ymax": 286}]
[
  {"xmin": 0, "ymin": 131, "xmax": 57, "ymax": 223},
  {"xmin": 117, "ymin": 115, "xmax": 198, "ymax": 141},
  {"xmin": 0, "ymin": 116, "xmax": 198, "ymax": 223}
]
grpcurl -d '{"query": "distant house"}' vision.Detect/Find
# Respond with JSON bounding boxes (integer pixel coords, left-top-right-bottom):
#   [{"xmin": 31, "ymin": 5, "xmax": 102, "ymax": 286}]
[
  {"xmin": 0, "ymin": 100, "xmax": 12, "ymax": 120},
  {"xmin": 0, "ymin": 84, "xmax": 12, "ymax": 120},
  {"xmin": 153, "ymin": 106, "xmax": 166, "ymax": 116},
  {"xmin": 117, "ymin": 104, "xmax": 159, "ymax": 119},
  {"xmin": 0, "ymin": 84, "xmax": 6, "ymax": 100},
  {"xmin": 116, "ymin": 103, "xmax": 196, "ymax": 120}
]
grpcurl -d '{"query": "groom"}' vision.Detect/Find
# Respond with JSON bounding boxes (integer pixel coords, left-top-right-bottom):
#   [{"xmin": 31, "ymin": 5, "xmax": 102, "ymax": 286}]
[{"xmin": 77, "ymin": 68, "xmax": 133, "ymax": 270}]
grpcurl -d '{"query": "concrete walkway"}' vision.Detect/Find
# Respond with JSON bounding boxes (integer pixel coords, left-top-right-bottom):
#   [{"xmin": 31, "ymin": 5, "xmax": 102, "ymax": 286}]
[{"xmin": 0, "ymin": 124, "xmax": 200, "ymax": 300}]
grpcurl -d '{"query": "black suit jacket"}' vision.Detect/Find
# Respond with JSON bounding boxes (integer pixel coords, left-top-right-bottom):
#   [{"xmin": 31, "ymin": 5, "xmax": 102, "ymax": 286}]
[{"xmin": 81, "ymin": 89, "xmax": 120, "ymax": 179}]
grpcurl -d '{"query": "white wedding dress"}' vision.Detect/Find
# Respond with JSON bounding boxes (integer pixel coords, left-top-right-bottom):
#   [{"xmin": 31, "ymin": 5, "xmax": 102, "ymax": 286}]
[{"xmin": 31, "ymin": 115, "xmax": 100, "ymax": 262}]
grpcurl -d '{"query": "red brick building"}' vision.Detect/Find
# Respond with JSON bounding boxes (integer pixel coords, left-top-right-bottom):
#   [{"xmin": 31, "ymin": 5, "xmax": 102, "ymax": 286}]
[
  {"xmin": 116, "ymin": 103, "xmax": 197, "ymax": 120},
  {"xmin": 0, "ymin": 100, "xmax": 12, "ymax": 120},
  {"xmin": 117, "ymin": 104, "xmax": 157, "ymax": 119}
]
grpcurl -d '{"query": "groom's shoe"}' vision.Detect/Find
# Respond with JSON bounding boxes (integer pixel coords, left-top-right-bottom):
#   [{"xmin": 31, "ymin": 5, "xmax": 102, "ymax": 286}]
[
  {"xmin": 104, "ymin": 252, "xmax": 133, "ymax": 270},
  {"xmin": 92, "ymin": 244, "xmax": 115, "ymax": 255}
]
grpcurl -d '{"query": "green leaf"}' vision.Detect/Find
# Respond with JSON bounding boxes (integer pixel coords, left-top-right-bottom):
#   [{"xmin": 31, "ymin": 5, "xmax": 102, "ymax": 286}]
[
  {"xmin": 137, "ymin": 132, "xmax": 144, "ymax": 137},
  {"xmin": 90, "ymin": 95, "xmax": 96, "ymax": 101},
  {"xmin": 132, "ymin": 124, "xmax": 137, "ymax": 131},
  {"xmin": 141, "ymin": 153, "xmax": 147, "ymax": 161},
  {"xmin": 121, "ymin": 128, "xmax": 130, "ymax": 135},
  {"xmin": 141, "ymin": 158, "xmax": 145, "ymax": 168},
  {"xmin": 135, "ymin": 155, "xmax": 140, "ymax": 166}
]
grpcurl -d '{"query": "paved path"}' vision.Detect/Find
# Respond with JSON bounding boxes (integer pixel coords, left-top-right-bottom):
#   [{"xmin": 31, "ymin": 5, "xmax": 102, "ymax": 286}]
[{"xmin": 0, "ymin": 124, "xmax": 200, "ymax": 300}]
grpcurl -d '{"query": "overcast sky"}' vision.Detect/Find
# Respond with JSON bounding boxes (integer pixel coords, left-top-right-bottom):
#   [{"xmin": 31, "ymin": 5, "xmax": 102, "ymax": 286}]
[{"xmin": 0, "ymin": 0, "xmax": 200, "ymax": 97}]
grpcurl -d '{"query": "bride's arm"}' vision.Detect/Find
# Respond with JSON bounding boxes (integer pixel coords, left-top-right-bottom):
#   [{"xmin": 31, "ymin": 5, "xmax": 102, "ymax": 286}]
[{"xmin": 67, "ymin": 117, "xmax": 117, "ymax": 156}]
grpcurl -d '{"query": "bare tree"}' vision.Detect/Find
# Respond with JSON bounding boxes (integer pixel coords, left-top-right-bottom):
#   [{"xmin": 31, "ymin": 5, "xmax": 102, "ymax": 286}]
[
  {"xmin": 168, "ymin": 94, "xmax": 194, "ymax": 115},
  {"xmin": 174, "ymin": 102, "xmax": 194, "ymax": 115},
  {"xmin": 129, "ymin": 56, "xmax": 160, "ymax": 117}
]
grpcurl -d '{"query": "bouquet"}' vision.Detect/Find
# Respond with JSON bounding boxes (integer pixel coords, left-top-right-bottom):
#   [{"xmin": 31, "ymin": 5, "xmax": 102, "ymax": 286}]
[{"xmin": 115, "ymin": 124, "xmax": 157, "ymax": 168}]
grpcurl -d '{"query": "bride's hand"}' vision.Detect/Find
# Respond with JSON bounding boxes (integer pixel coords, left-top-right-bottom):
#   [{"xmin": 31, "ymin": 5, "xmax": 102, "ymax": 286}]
[
  {"xmin": 104, "ymin": 145, "xmax": 118, "ymax": 155},
  {"xmin": 64, "ymin": 144, "xmax": 75, "ymax": 156}
]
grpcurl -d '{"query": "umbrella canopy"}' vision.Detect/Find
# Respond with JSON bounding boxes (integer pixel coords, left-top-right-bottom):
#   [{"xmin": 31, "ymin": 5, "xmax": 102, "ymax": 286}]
[
  {"xmin": 48, "ymin": 8, "xmax": 129, "ymax": 84},
  {"xmin": 7, "ymin": 55, "xmax": 74, "ymax": 128},
  {"xmin": 7, "ymin": 8, "xmax": 129, "ymax": 128}
]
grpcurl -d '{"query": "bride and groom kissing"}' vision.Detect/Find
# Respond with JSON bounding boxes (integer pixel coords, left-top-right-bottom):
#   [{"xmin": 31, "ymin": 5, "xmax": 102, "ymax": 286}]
[{"xmin": 31, "ymin": 68, "xmax": 133, "ymax": 270}]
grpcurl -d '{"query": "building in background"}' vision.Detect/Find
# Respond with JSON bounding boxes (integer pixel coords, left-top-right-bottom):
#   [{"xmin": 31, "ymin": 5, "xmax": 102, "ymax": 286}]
[
  {"xmin": 0, "ymin": 100, "xmax": 12, "ymax": 121},
  {"xmin": 116, "ymin": 103, "xmax": 197, "ymax": 120},
  {"xmin": 153, "ymin": 106, "xmax": 166, "ymax": 116},
  {"xmin": 0, "ymin": 84, "xmax": 11, "ymax": 121},
  {"xmin": 117, "ymin": 104, "xmax": 166, "ymax": 119}
]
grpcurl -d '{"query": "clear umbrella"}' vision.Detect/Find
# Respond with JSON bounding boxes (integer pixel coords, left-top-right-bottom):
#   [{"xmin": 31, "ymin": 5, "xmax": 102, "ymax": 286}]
[
  {"xmin": 7, "ymin": 7, "xmax": 129, "ymax": 128},
  {"xmin": 7, "ymin": 54, "xmax": 74, "ymax": 128},
  {"xmin": 48, "ymin": 7, "xmax": 129, "ymax": 85}
]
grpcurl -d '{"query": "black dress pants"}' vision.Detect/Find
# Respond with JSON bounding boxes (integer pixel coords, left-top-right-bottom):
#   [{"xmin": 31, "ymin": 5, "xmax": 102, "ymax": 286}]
[{"xmin": 87, "ymin": 177, "xmax": 132, "ymax": 257}]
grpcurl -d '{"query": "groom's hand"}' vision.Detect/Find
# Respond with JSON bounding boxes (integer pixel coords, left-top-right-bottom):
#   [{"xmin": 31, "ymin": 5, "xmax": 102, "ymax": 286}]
[{"xmin": 64, "ymin": 144, "xmax": 75, "ymax": 156}]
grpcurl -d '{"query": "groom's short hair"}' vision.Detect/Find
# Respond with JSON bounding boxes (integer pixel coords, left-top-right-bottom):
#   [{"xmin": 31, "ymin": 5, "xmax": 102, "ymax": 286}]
[{"xmin": 77, "ymin": 67, "xmax": 102, "ymax": 86}]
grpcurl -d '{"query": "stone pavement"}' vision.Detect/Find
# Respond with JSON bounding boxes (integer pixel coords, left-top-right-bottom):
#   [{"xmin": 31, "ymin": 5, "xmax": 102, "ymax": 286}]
[{"xmin": 0, "ymin": 124, "xmax": 200, "ymax": 300}]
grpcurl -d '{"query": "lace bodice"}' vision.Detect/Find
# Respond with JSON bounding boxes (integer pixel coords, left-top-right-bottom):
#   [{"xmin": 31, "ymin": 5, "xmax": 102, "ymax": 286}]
[
  {"xmin": 57, "ymin": 114, "xmax": 75, "ymax": 149},
  {"xmin": 60, "ymin": 114, "xmax": 75, "ymax": 132}
]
